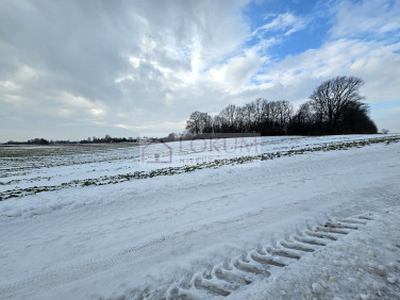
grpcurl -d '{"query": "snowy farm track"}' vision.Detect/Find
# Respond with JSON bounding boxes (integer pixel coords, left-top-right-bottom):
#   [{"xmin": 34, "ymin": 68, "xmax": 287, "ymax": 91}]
[{"xmin": 0, "ymin": 135, "xmax": 399, "ymax": 299}]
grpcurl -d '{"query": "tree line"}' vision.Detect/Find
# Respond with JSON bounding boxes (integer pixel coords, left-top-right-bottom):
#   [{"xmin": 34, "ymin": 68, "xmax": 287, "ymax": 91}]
[
  {"xmin": 185, "ymin": 76, "xmax": 378, "ymax": 136},
  {"xmin": 80, "ymin": 135, "xmax": 138, "ymax": 144},
  {"xmin": 5, "ymin": 136, "xmax": 139, "ymax": 145}
]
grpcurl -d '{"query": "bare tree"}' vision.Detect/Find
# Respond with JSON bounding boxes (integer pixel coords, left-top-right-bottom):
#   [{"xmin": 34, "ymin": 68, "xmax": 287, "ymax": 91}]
[
  {"xmin": 295, "ymin": 101, "xmax": 313, "ymax": 125},
  {"xmin": 275, "ymin": 100, "xmax": 293, "ymax": 131},
  {"xmin": 186, "ymin": 111, "xmax": 212, "ymax": 135},
  {"xmin": 244, "ymin": 102, "xmax": 256, "ymax": 131},
  {"xmin": 220, "ymin": 104, "xmax": 237, "ymax": 130},
  {"xmin": 288, "ymin": 101, "xmax": 315, "ymax": 135},
  {"xmin": 212, "ymin": 115, "xmax": 225, "ymax": 133},
  {"xmin": 381, "ymin": 128, "xmax": 389, "ymax": 134},
  {"xmin": 309, "ymin": 76, "xmax": 365, "ymax": 133},
  {"xmin": 253, "ymin": 98, "xmax": 265, "ymax": 126}
]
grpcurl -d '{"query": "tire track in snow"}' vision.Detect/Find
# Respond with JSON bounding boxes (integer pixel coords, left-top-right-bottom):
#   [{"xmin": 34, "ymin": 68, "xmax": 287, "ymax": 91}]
[
  {"xmin": 164, "ymin": 214, "xmax": 373, "ymax": 300},
  {"xmin": 0, "ymin": 204, "xmax": 308, "ymax": 300},
  {"xmin": 0, "ymin": 210, "xmax": 375, "ymax": 300}
]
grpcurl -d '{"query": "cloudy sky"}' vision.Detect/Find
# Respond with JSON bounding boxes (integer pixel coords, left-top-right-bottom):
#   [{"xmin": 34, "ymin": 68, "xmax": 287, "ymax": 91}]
[{"xmin": 0, "ymin": 0, "xmax": 399, "ymax": 141}]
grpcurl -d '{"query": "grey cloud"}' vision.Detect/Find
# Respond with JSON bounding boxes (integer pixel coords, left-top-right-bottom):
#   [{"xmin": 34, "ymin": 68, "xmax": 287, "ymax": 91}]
[{"xmin": 1, "ymin": 0, "xmax": 399, "ymax": 141}]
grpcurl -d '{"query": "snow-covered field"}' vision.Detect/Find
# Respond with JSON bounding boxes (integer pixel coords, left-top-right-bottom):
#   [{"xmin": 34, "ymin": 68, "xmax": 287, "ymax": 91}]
[{"xmin": 0, "ymin": 134, "xmax": 399, "ymax": 299}]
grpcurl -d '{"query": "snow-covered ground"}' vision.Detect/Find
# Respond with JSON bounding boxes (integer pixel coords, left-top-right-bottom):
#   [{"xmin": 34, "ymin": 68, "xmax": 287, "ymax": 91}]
[{"xmin": 0, "ymin": 135, "xmax": 399, "ymax": 299}]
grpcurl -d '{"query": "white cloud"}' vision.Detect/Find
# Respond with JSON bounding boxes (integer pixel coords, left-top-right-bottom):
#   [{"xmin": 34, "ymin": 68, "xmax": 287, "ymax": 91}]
[
  {"xmin": 208, "ymin": 48, "xmax": 265, "ymax": 91},
  {"xmin": 330, "ymin": 0, "xmax": 400, "ymax": 38},
  {"xmin": 0, "ymin": 80, "xmax": 20, "ymax": 91},
  {"xmin": 254, "ymin": 12, "xmax": 307, "ymax": 36},
  {"xmin": 350, "ymin": 42, "xmax": 400, "ymax": 103}
]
